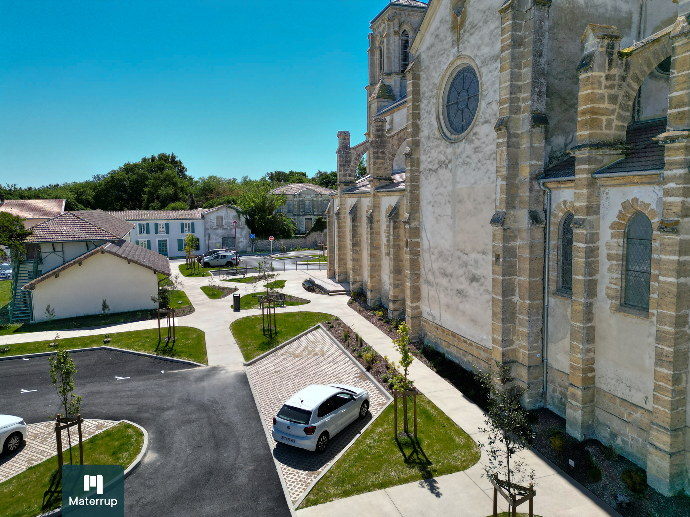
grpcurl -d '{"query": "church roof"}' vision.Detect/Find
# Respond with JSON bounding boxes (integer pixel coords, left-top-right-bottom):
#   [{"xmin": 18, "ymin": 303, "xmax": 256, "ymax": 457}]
[
  {"xmin": 371, "ymin": 0, "xmax": 427, "ymax": 25},
  {"xmin": 342, "ymin": 172, "xmax": 406, "ymax": 194},
  {"xmin": 540, "ymin": 118, "xmax": 667, "ymax": 181}
]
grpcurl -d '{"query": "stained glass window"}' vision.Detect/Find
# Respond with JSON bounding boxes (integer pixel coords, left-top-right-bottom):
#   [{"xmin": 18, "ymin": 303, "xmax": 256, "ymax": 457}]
[
  {"xmin": 445, "ymin": 66, "xmax": 479, "ymax": 135},
  {"xmin": 624, "ymin": 212, "xmax": 652, "ymax": 311}
]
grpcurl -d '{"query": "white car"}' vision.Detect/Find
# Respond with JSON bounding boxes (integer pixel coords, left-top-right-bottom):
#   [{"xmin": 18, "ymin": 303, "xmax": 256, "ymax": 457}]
[
  {"xmin": 202, "ymin": 252, "xmax": 238, "ymax": 267},
  {"xmin": 1, "ymin": 415, "xmax": 27, "ymax": 455},
  {"xmin": 272, "ymin": 384, "xmax": 369, "ymax": 453}
]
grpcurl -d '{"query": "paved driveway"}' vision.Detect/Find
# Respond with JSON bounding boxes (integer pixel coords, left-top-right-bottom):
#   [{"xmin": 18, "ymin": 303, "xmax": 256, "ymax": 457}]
[{"xmin": 0, "ymin": 349, "xmax": 290, "ymax": 517}]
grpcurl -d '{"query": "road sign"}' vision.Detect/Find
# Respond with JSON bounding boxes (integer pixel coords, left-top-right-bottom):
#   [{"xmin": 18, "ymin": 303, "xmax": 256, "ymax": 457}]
[
  {"xmin": 233, "ymin": 220, "xmax": 238, "ymax": 225},
  {"xmin": 250, "ymin": 234, "xmax": 255, "ymax": 239},
  {"xmin": 269, "ymin": 236, "xmax": 274, "ymax": 241}
]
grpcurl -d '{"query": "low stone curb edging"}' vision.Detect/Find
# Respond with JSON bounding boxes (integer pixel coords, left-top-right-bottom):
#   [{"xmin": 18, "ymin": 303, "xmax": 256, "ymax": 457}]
[
  {"xmin": 33, "ymin": 419, "xmax": 150, "ymax": 517},
  {"xmin": 0, "ymin": 345, "xmax": 205, "ymax": 367}
]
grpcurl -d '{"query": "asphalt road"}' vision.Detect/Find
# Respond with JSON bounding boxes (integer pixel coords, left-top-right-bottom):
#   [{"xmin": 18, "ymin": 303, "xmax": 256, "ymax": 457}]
[
  {"xmin": 210, "ymin": 253, "xmax": 327, "ymax": 276},
  {"xmin": 0, "ymin": 349, "xmax": 291, "ymax": 517}
]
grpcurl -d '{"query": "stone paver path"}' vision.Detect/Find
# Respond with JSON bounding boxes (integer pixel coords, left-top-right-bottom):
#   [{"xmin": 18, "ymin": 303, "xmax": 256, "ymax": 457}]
[
  {"xmin": 0, "ymin": 419, "xmax": 118, "ymax": 483},
  {"xmin": 245, "ymin": 326, "xmax": 389, "ymax": 508}
]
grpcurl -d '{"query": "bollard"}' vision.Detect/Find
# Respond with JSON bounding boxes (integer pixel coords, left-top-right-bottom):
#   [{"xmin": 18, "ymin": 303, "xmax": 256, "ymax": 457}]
[{"xmin": 233, "ymin": 293, "xmax": 240, "ymax": 311}]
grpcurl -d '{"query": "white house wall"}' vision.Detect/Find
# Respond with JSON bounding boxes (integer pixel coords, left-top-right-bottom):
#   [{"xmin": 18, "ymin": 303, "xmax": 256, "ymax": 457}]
[
  {"xmin": 40, "ymin": 241, "xmax": 108, "ymax": 273},
  {"xmin": 417, "ymin": 0, "xmax": 499, "ymax": 348},
  {"xmin": 31, "ymin": 252, "xmax": 158, "ymax": 322},
  {"xmin": 130, "ymin": 220, "xmax": 205, "ymax": 258}
]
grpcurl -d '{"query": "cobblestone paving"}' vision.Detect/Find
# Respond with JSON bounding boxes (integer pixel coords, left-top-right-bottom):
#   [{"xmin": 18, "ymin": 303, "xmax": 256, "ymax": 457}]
[
  {"xmin": 0, "ymin": 419, "xmax": 118, "ymax": 483},
  {"xmin": 246, "ymin": 327, "xmax": 389, "ymax": 506}
]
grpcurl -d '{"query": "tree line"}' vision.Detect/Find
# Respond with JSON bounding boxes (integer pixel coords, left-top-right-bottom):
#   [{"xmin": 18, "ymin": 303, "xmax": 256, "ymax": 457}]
[{"xmin": 1, "ymin": 153, "xmax": 344, "ymax": 239}]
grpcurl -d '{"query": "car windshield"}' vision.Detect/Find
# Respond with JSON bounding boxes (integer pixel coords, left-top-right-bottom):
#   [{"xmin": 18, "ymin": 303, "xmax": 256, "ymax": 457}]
[{"xmin": 277, "ymin": 405, "xmax": 312, "ymax": 425}]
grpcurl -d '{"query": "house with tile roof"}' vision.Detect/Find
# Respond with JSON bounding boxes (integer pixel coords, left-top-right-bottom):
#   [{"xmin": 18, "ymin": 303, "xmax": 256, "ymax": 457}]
[
  {"xmin": 0, "ymin": 198, "xmax": 65, "ymax": 228},
  {"xmin": 107, "ymin": 208, "xmax": 207, "ymax": 258},
  {"xmin": 270, "ymin": 184, "xmax": 335, "ymax": 234},
  {"xmin": 11, "ymin": 210, "xmax": 170, "ymax": 323}
]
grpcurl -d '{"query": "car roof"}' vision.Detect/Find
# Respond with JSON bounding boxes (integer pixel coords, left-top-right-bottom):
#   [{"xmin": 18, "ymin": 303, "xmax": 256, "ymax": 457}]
[
  {"xmin": 284, "ymin": 385, "xmax": 341, "ymax": 411},
  {"xmin": 0, "ymin": 415, "xmax": 22, "ymax": 428}
]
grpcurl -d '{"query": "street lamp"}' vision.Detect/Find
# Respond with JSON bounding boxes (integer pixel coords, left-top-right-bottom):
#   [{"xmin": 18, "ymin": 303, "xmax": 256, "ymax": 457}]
[{"xmin": 233, "ymin": 220, "xmax": 238, "ymax": 252}]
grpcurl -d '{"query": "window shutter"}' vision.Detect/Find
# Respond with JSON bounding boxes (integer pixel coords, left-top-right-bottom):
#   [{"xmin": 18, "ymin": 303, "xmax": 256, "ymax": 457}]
[
  {"xmin": 165, "ymin": 223, "xmax": 169, "ymax": 234},
  {"xmin": 181, "ymin": 222, "xmax": 185, "ymax": 233},
  {"xmin": 147, "ymin": 240, "xmax": 151, "ymax": 250},
  {"xmin": 146, "ymin": 223, "xmax": 150, "ymax": 234},
  {"xmin": 195, "ymin": 238, "xmax": 200, "ymax": 250},
  {"xmin": 178, "ymin": 239, "xmax": 184, "ymax": 251},
  {"xmin": 136, "ymin": 240, "xmax": 139, "ymax": 246},
  {"xmin": 191, "ymin": 222, "xmax": 195, "ymax": 233}
]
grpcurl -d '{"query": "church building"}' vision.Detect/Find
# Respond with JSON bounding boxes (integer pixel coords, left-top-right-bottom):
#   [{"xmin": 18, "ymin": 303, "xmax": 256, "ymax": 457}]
[{"xmin": 327, "ymin": 0, "xmax": 690, "ymax": 495}]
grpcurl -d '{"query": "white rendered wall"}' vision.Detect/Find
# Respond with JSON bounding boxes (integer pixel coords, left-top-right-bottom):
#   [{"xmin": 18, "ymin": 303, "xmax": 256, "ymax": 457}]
[
  {"xmin": 31, "ymin": 252, "xmax": 158, "ymax": 322},
  {"xmin": 416, "ymin": 0, "xmax": 499, "ymax": 347}
]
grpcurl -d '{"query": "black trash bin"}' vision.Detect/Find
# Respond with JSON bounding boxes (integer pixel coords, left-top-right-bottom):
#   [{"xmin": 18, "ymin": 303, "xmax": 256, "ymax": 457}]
[{"xmin": 233, "ymin": 293, "xmax": 240, "ymax": 312}]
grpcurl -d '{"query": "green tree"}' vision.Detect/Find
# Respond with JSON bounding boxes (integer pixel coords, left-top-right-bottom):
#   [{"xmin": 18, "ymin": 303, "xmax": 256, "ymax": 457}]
[
  {"xmin": 477, "ymin": 362, "xmax": 535, "ymax": 496},
  {"xmin": 237, "ymin": 181, "xmax": 295, "ymax": 238},
  {"xmin": 356, "ymin": 156, "xmax": 367, "ymax": 179},
  {"xmin": 393, "ymin": 322, "xmax": 414, "ymax": 392},
  {"xmin": 313, "ymin": 170, "xmax": 337, "ymax": 190},
  {"xmin": 265, "ymin": 170, "xmax": 310, "ymax": 184},
  {"xmin": 49, "ymin": 343, "xmax": 82, "ymax": 464},
  {"xmin": 164, "ymin": 201, "xmax": 188, "ymax": 210},
  {"xmin": 0, "ymin": 212, "xmax": 32, "ymax": 264}
]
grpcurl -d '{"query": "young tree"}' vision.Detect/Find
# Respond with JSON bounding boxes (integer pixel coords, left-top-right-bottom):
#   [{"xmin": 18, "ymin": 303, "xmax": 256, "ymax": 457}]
[
  {"xmin": 477, "ymin": 362, "xmax": 535, "ymax": 496},
  {"xmin": 49, "ymin": 345, "xmax": 82, "ymax": 464},
  {"xmin": 393, "ymin": 322, "xmax": 414, "ymax": 391},
  {"xmin": 0, "ymin": 212, "xmax": 32, "ymax": 268}
]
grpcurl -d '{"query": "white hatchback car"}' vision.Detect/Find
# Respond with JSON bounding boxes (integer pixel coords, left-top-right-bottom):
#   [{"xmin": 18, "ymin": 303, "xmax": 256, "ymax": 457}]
[
  {"xmin": 272, "ymin": 384, "xmax": 369, "ymax": 453},
  {"xmin": 1, "ymin": 415, "xmax": 27, "ymax": 455}
]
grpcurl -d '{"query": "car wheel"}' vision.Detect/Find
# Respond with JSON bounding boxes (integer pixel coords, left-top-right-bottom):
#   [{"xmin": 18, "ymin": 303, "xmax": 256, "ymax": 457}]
[
  {"xmin": 3, "ymin": 432, "xmax": 22, "ymax": 454},
  {"xmin": 225, "ymin": 261, "xmax": 231, "ymax": 266},
  {"xmin": 359, "ymin": 400, "xmax": 369, "ymax": 419},
  {"xmin": 315, "ymin": 432, "xmax": 329, "ymax": 454},
  {"xmin": 203, "ymin": 262, "xmax": 210, "ymax": 268}
]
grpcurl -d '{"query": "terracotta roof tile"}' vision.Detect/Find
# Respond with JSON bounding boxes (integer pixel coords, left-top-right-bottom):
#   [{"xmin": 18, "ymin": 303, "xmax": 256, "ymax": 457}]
[
  {"xmin": 270, "ymin": 183, "xmax": 336, "ymax": 196},
  {"xmin": 106, "ymin": 209, "xmax": 208, "ymax": 221},
  {"xmin": 26, "ymin": 210, "xmax": 134, "ymax": 243},
  {"xmin": 0, "ymin": 199, "xmax": 65, "ymax": 220},
  {"xmin": 23, "ymin": 239, "xmax": 170, "ymax": 291}
]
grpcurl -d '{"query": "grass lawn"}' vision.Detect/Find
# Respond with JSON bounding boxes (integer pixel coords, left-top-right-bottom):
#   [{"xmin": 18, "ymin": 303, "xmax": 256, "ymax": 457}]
[
  {"xmin": 201, "ymin": 286, "xmax": 223, "ymax": 299},
  {"xmin": 238, "ymin": 292, "xmax": 309, "ymax": 310},
  {"xmin": 264, "ymin": 280, "xmax": 286, "ymax": 289},
  {"xmin": 0, "ymin": 280, "xmax": 11, "ymax": 308},
  {"xmin": 178, "ymin": 263, "xmax": 211, "ymax": 277},
  {"xmin": 301, "ymin": 256, "xmax": 327, "ymax": 263},
  {"xmin": 300, "ymin": 395, "xmax": 480, "ymax": 508},
  {"xmin": 0, "ymin": 327, "xmax": 208, "ymax": 364},
  {"xmin": 0, "ymin": 421, "xmax": 144, "ymax": 517},
  {"xmin": 230, "ymin": 312, "xmax": 333, "ymax": 361},
  {"xmin": 222, "ymin": 276, "xmax": 261, "ymax": 284}
]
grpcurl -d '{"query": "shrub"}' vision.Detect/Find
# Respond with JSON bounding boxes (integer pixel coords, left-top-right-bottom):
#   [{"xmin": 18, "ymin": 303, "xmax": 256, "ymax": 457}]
[
  {"xmin": 342, "ymin": 330, "xmax": 350, "ymax": 343},
  {"xmin": 584, "ymin": 451, "xmax": 602, "ymax": 483},
  {"xmin": 602, "ymin": 443, "xmax": 619, "ymax": 461},
  {"xmin": 362, "ymin": 349, "xmax": 377, "ymax": 369},
  {"xmin": 549, "ymin": 430, "xmax": 566, "ymax": 453},
  {"xmin": 622, "ymin": 469, "xmax": 647, "ymax": 494}
]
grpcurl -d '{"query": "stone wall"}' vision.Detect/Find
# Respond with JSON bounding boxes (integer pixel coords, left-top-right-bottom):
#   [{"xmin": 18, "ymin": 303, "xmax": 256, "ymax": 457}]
[
  {"xmin": 251, "ymin": 231, "xmax": 326, "ymax": 252},
  {"xmin": 422, "ymin": 318, "xmax": 493, "ymax": 373}
]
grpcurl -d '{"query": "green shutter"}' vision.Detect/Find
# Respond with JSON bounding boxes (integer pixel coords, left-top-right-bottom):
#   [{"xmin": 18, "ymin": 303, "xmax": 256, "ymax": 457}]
[
  {"xmin": 154, "ymin": 223, "xmax": 159, "ymax": 234},
  {"xmin": 165, "ymin": 223, "xmax": 169, "ymax": 234},
  {"xmin": 191, "ymin": 222, "xmax": 195, "ymax": 233},
  {"xmin": 147, "ymin": 240, "xmax": 151, "ymax": 250},
  {"xmin": 178, "ymin": 239, "xmax": 184, "ymax": 251},
  {"xmin": 181, "ymin": 222, "xmax": 185, "ymax": 233},
  {"xmin": 136, "ymin": 240, "xmax": 139, "ymax": 246},
  {"xmin": 146, "ymin": 223, "xmax": 150, "ymax": 234}
]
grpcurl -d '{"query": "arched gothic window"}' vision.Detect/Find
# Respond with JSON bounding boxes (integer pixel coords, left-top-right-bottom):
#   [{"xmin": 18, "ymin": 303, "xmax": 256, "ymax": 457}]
[
  {"xmin": 623, "ymin": 212, "xmax": 653, "ymax": 311},
  {"xmin": 559, "ymin": 212, "xmax": 574, "ymax": 293},
  {"xmin": 400, "ymin": 31, "xmax": 410, "ymax": 72}
]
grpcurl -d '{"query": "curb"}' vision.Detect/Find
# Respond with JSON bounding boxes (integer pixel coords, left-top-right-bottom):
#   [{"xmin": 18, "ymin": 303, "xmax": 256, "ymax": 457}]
[
  {"xmin": 243, "ymin": 324, "xmax": 392, "ymax": 512},
  {"xmin": 34, "ymin": 419, "xmax": 150, "ymax": 517},
  {"xmin": 0, "ymin": 346, "xmax": 205, "ymax": 367}
]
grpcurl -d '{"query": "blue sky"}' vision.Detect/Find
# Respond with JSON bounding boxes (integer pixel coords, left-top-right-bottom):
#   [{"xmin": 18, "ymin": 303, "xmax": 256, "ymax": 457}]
[{"xmin": 0, "ymin": 0, "xmax": 389, "ymax": 187}]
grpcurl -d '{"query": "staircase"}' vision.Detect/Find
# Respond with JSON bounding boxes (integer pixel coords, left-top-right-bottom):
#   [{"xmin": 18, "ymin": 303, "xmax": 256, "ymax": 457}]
[{"xmin": 10, "ymin": 260, "xmax": 40, "ymax": 323}]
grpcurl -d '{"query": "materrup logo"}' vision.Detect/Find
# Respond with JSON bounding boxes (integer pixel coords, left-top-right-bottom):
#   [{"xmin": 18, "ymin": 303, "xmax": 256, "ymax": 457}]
[{"xmin": 84, "ymin": 475, "xmax": 103, "ymax": 495}]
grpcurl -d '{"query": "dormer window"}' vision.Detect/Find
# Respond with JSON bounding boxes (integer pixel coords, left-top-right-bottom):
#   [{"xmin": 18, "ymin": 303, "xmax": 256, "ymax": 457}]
[{"xmin": 400, "ymin": 31, "xmax": 410, "ymax": 72}]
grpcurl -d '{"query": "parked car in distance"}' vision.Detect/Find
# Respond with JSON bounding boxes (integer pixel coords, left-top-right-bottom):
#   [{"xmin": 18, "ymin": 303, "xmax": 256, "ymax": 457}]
[
  {"xmin": 0, "ymin": 263, "xmax": 11, "ymax": 280},
  {"xmin": 203, "ymin": 252, "xmax": 238, "ymax": 267},
  {"xmin": 272, "ymin": 384, "xmax": 369, "ymax": 453},
  {"xmin": 1, "ymin": 415, "xmax": 27, "ymax": 455}
]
